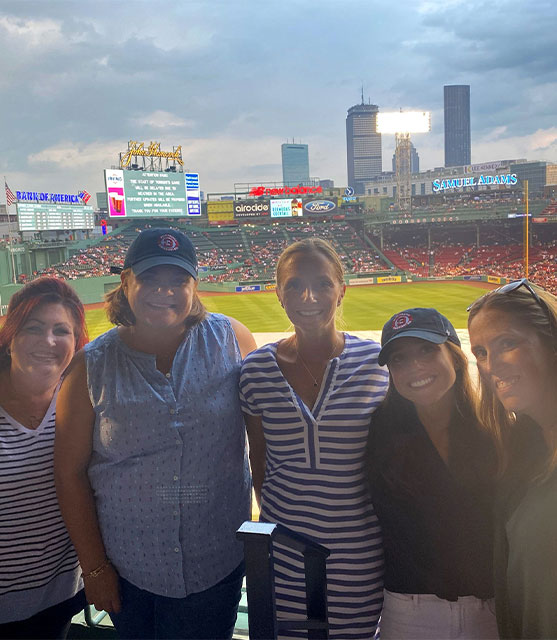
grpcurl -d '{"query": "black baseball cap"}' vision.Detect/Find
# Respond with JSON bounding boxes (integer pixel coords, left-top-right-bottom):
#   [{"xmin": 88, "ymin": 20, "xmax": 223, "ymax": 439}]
[
  {"xmin": 378, "ymin": 307, "xmax": 460, "ymax": 366},
  {"xmin": 115, "ymin": 228, "xmax": 198, "ymax": 280}
]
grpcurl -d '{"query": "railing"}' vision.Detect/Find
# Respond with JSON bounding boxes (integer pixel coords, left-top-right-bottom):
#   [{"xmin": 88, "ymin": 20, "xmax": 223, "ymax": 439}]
[
  {"xmin": 83, "ymin": 605, "xmax": 109, "ymax": 627},
  {"xmin": 237, "ymin": 521, "xmax": 330, "ymax": 640}
]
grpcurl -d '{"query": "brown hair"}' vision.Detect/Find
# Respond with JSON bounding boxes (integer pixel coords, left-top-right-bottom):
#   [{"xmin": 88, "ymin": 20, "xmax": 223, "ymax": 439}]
[
  {"xmin": 105, "ymin": 268, "xmax": 207, "ymax": 329},
  {"xmin": 383, "ymin": 340, "xmax": 479, "ymax": 423},
  {"xmin": 0, "ymin": 277, "xmax": 88, "ymax": 370},
  {"xmin": 468, "ymin": 284, "xmax": 557, "ymax": 480},
  {"xmin": 376, "ymin": 340, "xmax": 493, "ymax": 494}
]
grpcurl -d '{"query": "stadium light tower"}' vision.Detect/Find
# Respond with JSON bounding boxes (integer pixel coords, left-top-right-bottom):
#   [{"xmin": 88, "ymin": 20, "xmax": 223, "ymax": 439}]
[{"xmin": 377, "ymin": 111, "xmax": 431, "ymax": 214}]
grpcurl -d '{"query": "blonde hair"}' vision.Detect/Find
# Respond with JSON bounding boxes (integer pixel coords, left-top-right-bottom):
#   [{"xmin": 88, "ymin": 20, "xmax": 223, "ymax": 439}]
[
  {"xmin": 276, "ymin": 238, "xmax": 345, "ymax": 288},
  {"xmin": 105, "ymin": 268, "xmax": 207, "ymax": 329},
  {"xmin": 468, "ymin": 284, "xmax": 557, "ymax": 480}
]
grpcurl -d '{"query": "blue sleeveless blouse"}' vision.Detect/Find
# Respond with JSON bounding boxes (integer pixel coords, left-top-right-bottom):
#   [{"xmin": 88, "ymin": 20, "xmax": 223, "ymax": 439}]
[{"xmin": 85, "ymin": 313, "xmax": 250, "ymax": 597}]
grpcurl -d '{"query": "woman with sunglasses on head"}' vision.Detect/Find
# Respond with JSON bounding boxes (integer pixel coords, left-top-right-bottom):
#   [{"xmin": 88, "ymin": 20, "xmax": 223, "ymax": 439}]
[
  {"xmin": 468, "ymin": 279, "xmax": 557, "ymax": 639},
  {"xmin": 0, "ymin": 278, "xmax": 88, "ymax": 639},
  {"xmin": 55, "ymin": 228, "xmax": 256, "ymax": 640},
  {"xmin": 367, "ymin": 308, "xmax": 498, "ymax": 639}
]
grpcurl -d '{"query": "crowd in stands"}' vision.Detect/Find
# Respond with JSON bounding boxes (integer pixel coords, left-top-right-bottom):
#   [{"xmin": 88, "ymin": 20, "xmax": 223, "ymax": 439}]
[
  {"xmin": 18, "ymin": 235, "xmax": 128, "ymax": 283},
  {"xmin": 18, "ymin": 220, "xmax": 557, "ymax": 296}
]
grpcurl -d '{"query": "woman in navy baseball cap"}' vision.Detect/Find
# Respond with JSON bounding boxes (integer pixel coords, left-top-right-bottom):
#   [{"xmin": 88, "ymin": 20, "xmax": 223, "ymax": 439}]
[
  {"xmin": 368, "ymin": 308, "xmax": 498, "ymax": 639},
  {"xmin": 55, "ymin": 228, "xmax": 257, "ymax": 640}
]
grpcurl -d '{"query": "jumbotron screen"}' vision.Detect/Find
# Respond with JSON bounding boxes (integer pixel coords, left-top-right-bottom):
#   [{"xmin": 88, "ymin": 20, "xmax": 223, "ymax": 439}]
[
  {"xmin": 104, "ymin": 169, "xmax": 200, "ymax": 218},
  {"xmin": 17, "ymin": 203, "xmax": 95, "ymax": 231}
]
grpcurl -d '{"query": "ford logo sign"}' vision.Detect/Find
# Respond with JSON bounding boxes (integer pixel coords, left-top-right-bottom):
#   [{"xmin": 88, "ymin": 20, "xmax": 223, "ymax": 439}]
[{"xmin": 304, "ymin": 200, "xmax": 336, "ymax": 213}]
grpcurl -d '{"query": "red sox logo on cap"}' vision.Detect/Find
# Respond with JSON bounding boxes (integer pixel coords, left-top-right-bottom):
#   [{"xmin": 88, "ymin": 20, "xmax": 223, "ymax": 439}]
[
  {"xmin": 392, "ymin": 312, "xmax": 413, "ymax": 330},
  {"xmin": 158, "ymin": 234, "xmax": 179, "ymax": 251}
]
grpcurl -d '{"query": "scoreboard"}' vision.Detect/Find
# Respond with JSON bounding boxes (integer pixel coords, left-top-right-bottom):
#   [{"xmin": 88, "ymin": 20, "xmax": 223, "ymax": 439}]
[
  {"xmin": 17, "ymin": 202, "xmax": 95, "ymax": 231},
  {"xmin": 105, "ymin": 169, "xmax": 201, "ymax": 218}
]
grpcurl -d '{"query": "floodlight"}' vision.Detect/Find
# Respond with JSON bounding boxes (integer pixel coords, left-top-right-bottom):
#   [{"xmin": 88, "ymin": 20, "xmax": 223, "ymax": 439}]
[{"xmin": 376, "ymin": 111, "xmax": 431, "ymax": 134}]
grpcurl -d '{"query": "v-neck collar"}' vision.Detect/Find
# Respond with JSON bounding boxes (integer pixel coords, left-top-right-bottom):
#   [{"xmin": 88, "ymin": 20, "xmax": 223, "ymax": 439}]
[{"xmin": 270, "ymin": 334, "xmax": 347, "ymax": 420}]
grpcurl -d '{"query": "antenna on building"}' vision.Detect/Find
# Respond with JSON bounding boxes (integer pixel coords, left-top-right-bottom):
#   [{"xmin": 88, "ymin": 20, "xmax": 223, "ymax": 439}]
[{"xmin": 361, "ymin": 85, "xmax": 364, "ymax": 105}]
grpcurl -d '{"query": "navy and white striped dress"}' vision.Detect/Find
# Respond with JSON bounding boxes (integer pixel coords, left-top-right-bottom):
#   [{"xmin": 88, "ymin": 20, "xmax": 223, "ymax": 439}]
[{"xmin": 240, "ymin": 334, "xmax": 389, "ymax": 639}]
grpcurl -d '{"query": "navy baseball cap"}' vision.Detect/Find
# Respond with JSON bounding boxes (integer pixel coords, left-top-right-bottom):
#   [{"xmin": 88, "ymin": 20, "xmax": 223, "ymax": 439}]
[
  {"xmin": 378, "ymin": 307, "xmax": 460, "ymax": 366},
  {"xmin": 118, "ymin": 228, "xmax": 198, "ymax": 280}
]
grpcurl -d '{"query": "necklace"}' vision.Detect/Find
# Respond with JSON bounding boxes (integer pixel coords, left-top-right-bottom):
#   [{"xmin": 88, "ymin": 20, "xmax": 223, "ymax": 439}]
[{"xmin": 296, "ymin": 337, "xmax": 340, "ymax": 388}]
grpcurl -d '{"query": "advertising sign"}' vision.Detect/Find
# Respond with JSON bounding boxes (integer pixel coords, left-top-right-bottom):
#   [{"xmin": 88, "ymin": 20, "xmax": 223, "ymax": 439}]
[
  {"xmin": 15, "ymin": 190, "xmax": 89, "ymax": 204},
  {"xmin": 234, "ymin": 200, "xmax": 270, "ymax": 217},
  {"xmin": 235, "ymin": 285, "xmax": 261, "ymax": 292},
  {"xmin": 185, "ymin": 173, "xmax": 201, "ymax": 216},
  {"xmin": 270, "ymin": 199, "xmax": 303, "ymax": 218},
  {"xmin": 487, "ymin": 276, "xmax": 502, "ymax": 284},
  {"xmin": 249, "ymin": 185, "xmax": 322, "ymax": 197},
  {"xmin": 17, "ymin": 202, "xmax": 95, "ymax": 231},
  {"xmin": 303, "ymin": 199, "xmax": 337, "ymax": 215},
  {"xmin": 377, "ymin": 276, "xmax": 402, "ymax": 284},
  {"xmin": 120, "ymin": 141, "xmax": 183, "ymax": 169},
  {"xmin": 349, "ymin": 277, "xmax": 376, "ymax": 286},
  {"xmin": 432, "ymin": 174, "xmax": 518, "ymax": 193},
  {"xmin": 105, "ymin": 169, "xmax": 199, "ymax": 218}
]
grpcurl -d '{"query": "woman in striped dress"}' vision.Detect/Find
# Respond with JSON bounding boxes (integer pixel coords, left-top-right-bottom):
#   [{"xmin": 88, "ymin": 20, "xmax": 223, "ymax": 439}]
[
  {"xmin": 240, "ymin": 239, "xmax": 388, "ymax": 639},
  {"xmin": 0, "ymin": 278, "xmax": 88, "ymax": 638}
]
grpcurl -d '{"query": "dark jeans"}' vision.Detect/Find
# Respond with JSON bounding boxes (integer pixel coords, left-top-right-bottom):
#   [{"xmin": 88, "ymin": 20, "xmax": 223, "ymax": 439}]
[
  {"xmin": 0, "ymin": 590, "xmax": 86, "ymax": 640},
  {"xmin": 110, "ymin": 563, "xmax": 244, "ymax": 640}
]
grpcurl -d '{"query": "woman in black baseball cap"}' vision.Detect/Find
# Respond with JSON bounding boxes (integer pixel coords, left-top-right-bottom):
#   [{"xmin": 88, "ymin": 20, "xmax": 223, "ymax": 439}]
[
  {"xmin": 367, "ymin": 307, "xmax": 497, "ymax": 639},
  {"xmin": 55, "ymin": 228, "xmax": 257, "ymax": 640}
]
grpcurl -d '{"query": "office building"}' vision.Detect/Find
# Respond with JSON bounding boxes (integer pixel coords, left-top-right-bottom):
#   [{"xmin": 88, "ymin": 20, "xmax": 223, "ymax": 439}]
[
  {"xmin": 346, "ymin": 102, "xmax": 382, "ymax": 194},
  {"xmin": 281, "ymin": 143, "xmax": 310, "ymax": 186},
  {"xmin": 511, "ymin": 161, "xmax": 552, "ymax": 197},
  {"xmin": 444, "ymin": 85, "xmax": 471, "ymax": 167},
  {"xmin": 96, "ymin": 191, "xmax": 108, "ymax": 211},
  {"xmin": 392, "ymin": 142, "xmax": 420, "ymax": 174}
]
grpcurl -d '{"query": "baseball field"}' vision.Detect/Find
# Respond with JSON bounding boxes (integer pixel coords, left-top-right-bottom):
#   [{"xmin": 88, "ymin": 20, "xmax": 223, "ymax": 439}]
[{"xmin": 84, "ymin": 281, "xmax": 493, "ymax": 340}]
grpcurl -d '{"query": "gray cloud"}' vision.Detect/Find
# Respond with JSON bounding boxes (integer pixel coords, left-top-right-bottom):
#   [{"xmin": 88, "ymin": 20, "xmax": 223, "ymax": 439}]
[{"xmin": 1, "ymin": 0, "xmax": 555, "ymax": 197}]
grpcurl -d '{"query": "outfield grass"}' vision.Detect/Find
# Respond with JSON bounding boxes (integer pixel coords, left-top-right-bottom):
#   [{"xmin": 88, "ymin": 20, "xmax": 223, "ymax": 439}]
[{"xmin": 85, "ymin": 282, "xmax": 491, "ymax": 339}]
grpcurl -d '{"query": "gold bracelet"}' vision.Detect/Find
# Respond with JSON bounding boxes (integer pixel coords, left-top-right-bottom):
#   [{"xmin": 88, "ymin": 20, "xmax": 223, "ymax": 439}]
[{"xmin": 82, "ymin": 559, "xmax": 111, "ymax": 580}]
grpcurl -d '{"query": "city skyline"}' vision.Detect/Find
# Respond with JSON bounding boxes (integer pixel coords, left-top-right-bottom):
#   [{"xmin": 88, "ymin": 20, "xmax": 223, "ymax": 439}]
[{"xmin": 1, "ymin": 0, "xmax": 556, "ymax": 199}]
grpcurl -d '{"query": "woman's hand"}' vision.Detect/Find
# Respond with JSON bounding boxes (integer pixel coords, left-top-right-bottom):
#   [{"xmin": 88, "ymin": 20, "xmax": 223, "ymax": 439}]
[{"xmin": 83, "ymin": 564, "xmax": 122, "ymax": 614}]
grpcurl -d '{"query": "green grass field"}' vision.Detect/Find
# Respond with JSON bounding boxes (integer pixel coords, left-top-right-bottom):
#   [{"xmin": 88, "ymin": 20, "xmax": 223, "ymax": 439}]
[{"xmin": 85, "ymin": 281, "xmax": 491, "ymax": 339}]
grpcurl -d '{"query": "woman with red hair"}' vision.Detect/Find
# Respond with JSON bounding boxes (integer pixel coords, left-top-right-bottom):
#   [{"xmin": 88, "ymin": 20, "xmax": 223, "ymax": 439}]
[{"xmin": 0, "ymin": 277, "xmax": 88, "ymax": 638}]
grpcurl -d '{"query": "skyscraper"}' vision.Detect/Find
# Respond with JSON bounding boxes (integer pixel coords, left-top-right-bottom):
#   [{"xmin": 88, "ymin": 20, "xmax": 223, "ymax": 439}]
[
  {"xmin": 444, "ymin": 85, "xmax": 471, "ymax": 167},
  {"xmin": 281, "ymin": 143, "xmax": 310, "ymax": 186},
  {"xmin": 346, "ymin": 101, "xmax": 382, "ymax": 194},
  {"xmin": 392, "ymin": 142, "xmax": 420, "ymax": 174}
]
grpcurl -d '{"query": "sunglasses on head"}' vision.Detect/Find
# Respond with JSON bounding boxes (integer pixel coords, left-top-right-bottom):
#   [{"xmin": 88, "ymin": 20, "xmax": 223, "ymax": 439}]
[{"xmin": 467, "ymin": 278, "xmax": 550, "ymax": 317}]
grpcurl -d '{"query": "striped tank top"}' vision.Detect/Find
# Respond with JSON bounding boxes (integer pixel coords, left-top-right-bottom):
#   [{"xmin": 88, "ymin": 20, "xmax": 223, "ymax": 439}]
[{"xmin": 0, "ymin": 391, "xmax": 82, "ymax": 624}]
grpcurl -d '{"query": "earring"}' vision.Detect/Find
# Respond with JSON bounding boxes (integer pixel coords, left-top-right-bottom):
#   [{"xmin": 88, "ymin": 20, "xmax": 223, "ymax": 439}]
[{"xmin": 6, "ymin": 347, "xmax": 11, "ymax": 356}]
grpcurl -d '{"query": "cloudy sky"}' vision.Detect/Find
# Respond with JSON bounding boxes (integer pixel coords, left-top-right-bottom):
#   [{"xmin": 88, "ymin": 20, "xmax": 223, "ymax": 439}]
[{"xmin": 1, "ymin": 0, "xmax": 556, "ymax": 205}]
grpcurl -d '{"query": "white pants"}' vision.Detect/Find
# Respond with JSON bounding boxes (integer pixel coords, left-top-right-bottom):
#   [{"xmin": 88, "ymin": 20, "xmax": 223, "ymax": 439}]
[{"xmin": 379, "ymin": 589, "xmax": 499, "ymax": 639}]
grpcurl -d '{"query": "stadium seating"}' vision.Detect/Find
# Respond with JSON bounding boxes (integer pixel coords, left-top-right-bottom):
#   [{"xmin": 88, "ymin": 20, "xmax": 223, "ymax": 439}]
[{"xmin": 29, "ymin": 219, "xmax": 557, "ymax": 296}]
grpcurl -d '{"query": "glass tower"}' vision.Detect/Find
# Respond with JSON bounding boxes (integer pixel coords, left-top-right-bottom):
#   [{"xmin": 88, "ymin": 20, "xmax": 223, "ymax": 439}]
[
  {"xmin": 444, "ymin": 85, "xmax": 471, "ymax": 167},
  {"xmin": 281, "ymin": 144, "xmax": 310, "ymax": 186}
]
